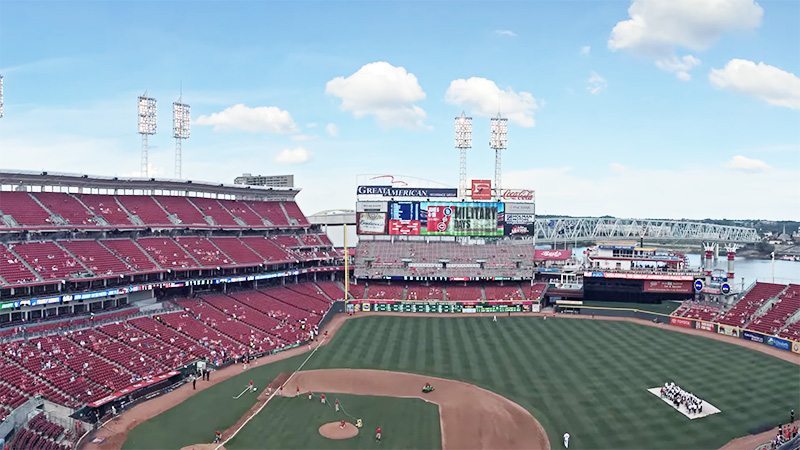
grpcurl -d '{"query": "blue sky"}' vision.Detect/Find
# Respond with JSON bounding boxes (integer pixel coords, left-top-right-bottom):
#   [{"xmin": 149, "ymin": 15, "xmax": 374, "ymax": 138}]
[{"xmin": 1, "ymin": 0, "xmax": 798, "ymax": 220}]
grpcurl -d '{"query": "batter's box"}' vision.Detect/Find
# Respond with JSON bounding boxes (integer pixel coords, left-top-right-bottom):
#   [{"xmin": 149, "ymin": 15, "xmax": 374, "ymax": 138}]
[{"xmin": 647, "ymin": 388, "xmax": 721, "ymax": 419}]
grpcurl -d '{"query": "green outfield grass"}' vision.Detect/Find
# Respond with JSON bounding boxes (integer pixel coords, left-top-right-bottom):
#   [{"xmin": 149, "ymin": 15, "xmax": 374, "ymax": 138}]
[
  {"xmin": 124, "ymin": 315, "xmax": 800, "ymax": 450},
  {"xmin": 226, "ymin": 393, "xmax": 440, "ymax": 450},
  {"xmin": 581, "ymin": 300, "xmax": 681, "ymax": 314}
]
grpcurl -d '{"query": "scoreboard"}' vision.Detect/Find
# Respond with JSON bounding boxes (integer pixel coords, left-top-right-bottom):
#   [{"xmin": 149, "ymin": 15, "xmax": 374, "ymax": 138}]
[{"xmin": 348, "ymin": 300, "xmax": 534, "ymax": 314}]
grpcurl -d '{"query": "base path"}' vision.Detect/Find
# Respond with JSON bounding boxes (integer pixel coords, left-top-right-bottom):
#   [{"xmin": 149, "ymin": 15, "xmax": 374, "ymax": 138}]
[{"xmin": 284, "ymin": 369, "xmax": 550, "ymax": 450}]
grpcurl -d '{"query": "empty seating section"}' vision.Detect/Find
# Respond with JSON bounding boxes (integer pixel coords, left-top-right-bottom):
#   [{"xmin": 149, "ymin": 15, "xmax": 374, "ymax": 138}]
[
  {"xmin": 210, "ymin": 238, "xmax": 264, "ymax": 265},
  {"xmin": 285, "ymin": 283, "xmax": 332, "ymax": 304},
  {"xmin": 748, "ymin": 284, "xmax": 800, "ymax": 335},
  {"xmin": 100, "ymin": 321, "xmax": 195, "ymax": 368},
  {"xmin": 319, "ymin": 234, "xmax": 333, "ymax": 246},
  {"xmin": 0, "ymin": 192, "xmax": 53, "ymax": 226},
  {"xmin": 367, "ymin": 284, "xmax": 404, "ymax": 299},
  {"xmin": 189, "ymin": 198, "xmax": 239, "ymax": 226},
  {"xmin": 717, "ymin": 282, "xmax": 786, "ymax": 327},
  {"xmin": 137, "ymin": 237, "xmax": 198, "ymax": 269},
  {"xmin": 156, "ymin": 196, "xmax": 208, "ymax": 225},
  {"xmin": 445, "ymin": 286, "xmax": 483, "ymax": 301},
  {"xmin": 154, "ymin": 312, "xmax": 245, "ymax": 360},
  {"xmin": 260, "ymin": 287, "xmax": 330, "ymax": 315},
  {"xmin": 128, "ymin": 316, "xmax": 212, "ymax": 360},
  {"xmin": 174, "ymin": 237, "xmax": 233, "ymax": 267},
  {"xmin": 63, "ymin": 330, "xmax": 149, "ymax": 388},
  {"xmin": 11, "ymin": 242, "xmax": 86, "ymax": 280},
  {"xmin": 0, "ymin": 355, "xmax": 71, "ymax": 406},
  {"xmin": 175, "ymin": 298, "xmax": 274, "ymax": 353},
  {"xmin": 200, "ymin": 295, "xmax": 288, "ymax": 346},
  {"xmin": 60, "ymin": 240, "xmax": 131, "ymax": 276},
  {"xmin": 245, "ymin": 201, "xmax": 288, "ymax": 226},
  {"xmin": 228, "ymin": 291, "xmax": 316, "ymax": 332},
  {"xmin": 26, "ymin": 413, "xmax": 64, "ymax": 440},
  {"xmin": 272, "ymin": 235, "xmax": 302, "ymax": 248},
  {"xmin": 300, "ymin": 234, "xmax": 322, "ymax": 246},
  {"xmin": 316, "ymin": 282, "xmax": 345, "ymax": 301},
  {"xmin": 218, "ymin": 200, "xmax": 264, "ymax": 226},
  {"xmin": 348, "ymin": 284, "xmax": 365, "ymax": 299},
  {"xmin": 283, "ymin": 201, "xmax": 310, "ymax": 226},
  {"xmin": 77, "ymin": 195, "xmax": 131, "ymax": 226},
  {"xmin": 0, "ymin": 245, "xmax": 39, "ymax": 284},
  {"xmin": 526, "ymin": 283, "xmax": 548, "ymax": 300},
  {"xmin": 10, "ymin": 426, "xmax": 70, "ymax": 450},
  {"xmin": 406, "ymin": 284, "xmax": 443, "ymax": 301},
  {"xmin": 3, "ymin": 338, "xmax": 104, "ymax": 405},
  {"xmin": 240, "ymin": 237, "xmax": 295, "ymax": 263},
  {"xmin": 116, "ymin": 196, "xmax": 171, "ymax": 225},
  {"xmin": 484, "ymin": 284, "xmax": 523, "ymax": 300},
  {"xmin": 0, "ymin": 369, "xmax": 28, "ymax": 409},
  {"xmin": 101, "ymin": 239, "xmax": 161, "ymax": 272},
  {"xmin": 34, "ymin": 192, "xmax": 97, "ymax": 226},
  {"xmin": 679, "ymin": 302, "xmax": 722, "ymax": 321}
]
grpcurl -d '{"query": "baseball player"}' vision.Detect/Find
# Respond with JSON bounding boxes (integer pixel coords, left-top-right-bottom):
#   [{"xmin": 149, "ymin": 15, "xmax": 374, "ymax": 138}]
[
  {"xmin": 296, "ymin": 386, "xmax": 300, "ymax": 397},
  {"xmin": 249, "ymin": 380, "xmax": 255, "ymax": 392},
  {"xmin": 320, "ymin": 393, "xmax": 326, "ymax": 404},
  {"xmin": 335, "ymin": 398, "xmax": 340, "ymax": 412},
  {"xmin": 308, "ymin": 391, "xmax": 313, "ymax": 400},
  {"xmin": 339, "ymin": 420, "xmax": 346, "ymax": 429},
  {"xmin": 493, "ymin": 315, "xmax": 497, "ymax": 322},
  {"xmin": 376, "ymin": 426, "xmax": 382, "ymax": 442},
  {"xmin": 213, "ymin": 430, "xmax": 221, "ymax": 443},
  {"xmin": 268, "ymin": 383, "xmax": 272, "ymax": 395},
  {"xmin": 279, "ymin": 384, "xmax": 284, "ymax": 396},
  {"xmin": 563, "ymin": 432, "xmax": 570, "ymax": 448}
]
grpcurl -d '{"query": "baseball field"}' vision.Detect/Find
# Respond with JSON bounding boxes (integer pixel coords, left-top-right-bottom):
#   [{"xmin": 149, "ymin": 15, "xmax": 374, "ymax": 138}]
[{"xmin": 119, "ymin": 314, "xmax": 799, "ymax": 450}]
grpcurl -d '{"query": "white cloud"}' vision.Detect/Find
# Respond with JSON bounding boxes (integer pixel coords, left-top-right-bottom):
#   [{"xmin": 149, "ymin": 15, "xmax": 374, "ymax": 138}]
[
  {"xmin": 306, "ymin": 123, "xmax": 318, "ymax": 128},
  {"xmin": 445, "ymin": 77, "xmax": 538, "ymax": 127},
  {"xmin": 609, "ymin": 162, "xmax": 627, "ymax": 173},
  {"xmin": 326, "ymin": 123, "xmax": 339, "ymax": 137},
  {"xmin": 724, "ymin": 155, "xmax": 772, "ymax": 172},
  {"xmin": 608, "ymin": 0, "xmax": 763, "ymax": 80},
  {"xmin": 495, "ymin": 30, "xmax": 517, "ymax": 37},
  {"xmin": 274, "ymin": 147, "xmax": 312, "ymax": 164},
  {"xmin": 325, "ymin": 61, "xmax": 428, "ymax": 129},
  {"xmin": 291, "ymin": 134, "xmax": 318, "ymax": 142},
  {"xmin": 710, "ymin": 59, "xmax": 800, "ymax": 109},
  {"xmin": 580, "ymin": 46, "xmax": 591, "ymax": 56},
  {"xmin": 195, "ymin": 104, "xmax": 299, "ymax": 133},
  {"xmin": 654, "ymin": 55, "xmax": 701, "ymax": 81},
  {"xmin": 587, "ymin": 72, "xmax": 608, "ymax": 94}
]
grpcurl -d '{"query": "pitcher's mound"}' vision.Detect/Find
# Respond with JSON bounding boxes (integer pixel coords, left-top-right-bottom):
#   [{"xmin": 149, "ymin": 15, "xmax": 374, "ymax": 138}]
[{"xmin": 319, "ymin": 421, "xmax": 359, "ymax": 439}]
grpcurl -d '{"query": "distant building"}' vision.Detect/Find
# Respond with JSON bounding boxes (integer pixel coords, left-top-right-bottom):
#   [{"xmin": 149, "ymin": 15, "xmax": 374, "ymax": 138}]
[{"xmin": 234, "ymin": 173, "xmax": 294, "ymax": 188}]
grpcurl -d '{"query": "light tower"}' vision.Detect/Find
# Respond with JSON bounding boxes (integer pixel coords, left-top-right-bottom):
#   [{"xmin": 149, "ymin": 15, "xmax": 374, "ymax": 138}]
[
  {"xmin": 490, "ymin": 114, "xmax": 508, "ymax": 195},
  {"xmin": 138, "ymin": 93, "xmax": 157, "ymax": 177},
  {"xmin": 454, "ymin": 112, "xmax": 472, "ymax": 198},
  {"xmin": 173, "ymin": 98, "xmax": 190, "ymax": 179},
  {"xmin": 0, "ymin": 74, "xmax": 4, "ymax": 118}
]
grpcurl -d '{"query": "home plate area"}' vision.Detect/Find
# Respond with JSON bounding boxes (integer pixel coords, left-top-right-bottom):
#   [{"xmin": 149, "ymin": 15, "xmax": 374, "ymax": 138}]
[{"xmin": 647, "ymin": 388, "xmax": 721, "ymax": 419}]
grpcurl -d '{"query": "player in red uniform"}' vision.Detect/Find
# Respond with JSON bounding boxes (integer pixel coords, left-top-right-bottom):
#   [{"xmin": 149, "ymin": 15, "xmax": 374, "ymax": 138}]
[
  {"xmin": 320, "ymin": 393, "xmax": 326, "ymax": 404},
  {"xmin": 249, "ymin": 380, "xmax": 254, "ymax": 392},
  {"xmin": 339, "ymin": 420, "xmax": 346, "ymax": 429},
  {"xmin": 376, "ymin": 426, "xmax": 382, "ymax": 442}
]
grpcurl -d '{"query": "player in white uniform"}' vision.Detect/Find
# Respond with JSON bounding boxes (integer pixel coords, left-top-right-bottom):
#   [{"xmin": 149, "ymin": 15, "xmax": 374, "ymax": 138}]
[{"xmin": 563, "ymin": 432, "xmax": 570, "ymax": 448}]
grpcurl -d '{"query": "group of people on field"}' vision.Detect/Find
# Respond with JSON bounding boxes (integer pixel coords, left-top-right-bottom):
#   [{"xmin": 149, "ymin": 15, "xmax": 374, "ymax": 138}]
[{"xmin": 660, "ymin": 382, "xmax": 704, "ymax": 415}]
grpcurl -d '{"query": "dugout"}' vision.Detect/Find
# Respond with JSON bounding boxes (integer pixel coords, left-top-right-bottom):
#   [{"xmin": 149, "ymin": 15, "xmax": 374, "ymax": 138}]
[{"xmin": 72, "ymin": 371, "xmax": 183, "ymax": 424}]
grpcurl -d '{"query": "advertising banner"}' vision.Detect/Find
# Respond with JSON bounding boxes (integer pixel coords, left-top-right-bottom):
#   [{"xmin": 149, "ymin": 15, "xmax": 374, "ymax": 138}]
[
  {"xmin": 792, "ymin": 341, "xmax": 800, "ymax": 354},
  {"xmin": 717, "ymin": 325, "xmax": 740, "ymax": 337},
  {"xmin": 471, "ymin": 180, "xmax": 492, "ymax": 201},
  {"xmin": 357, "ymin": 185, "xmax": 457, "ymax": 198},
  {"xmin": 421, "ymin": 202, "xmax": 504, "ymax": 236},
  {"xmin": 357, "ymin": 212, "xmax": 387, "ymax": 235},
  {"xmin": 504, "ymin": 224, "xmax": 534, "ymax": 236},
  {"xmin": 535, "ymin": 249, "xmax": 571, "ymax": 261},
  {"xmin": 505, "ymin": 214, "xmax": 535, "ymax": 224},
  {"xmin": 669, "ymin": 317, "xmax": 692, "ymax": 328},
  {"xmin": 357, "ymin": 201, "xmax": 388, "ymax": 212},
  {"xmin": 583, "ymin": 272, "xmax": 695, "ymax": 281},
  {"xmin": 765, "ymin": 335, "xmax": 791, "ymax": 351},
  {"xmin": 643, "ymin": 280, "xmax": 694, "ymax": 293},
  {"xmin": 694, "ymin": 321, "xmax": 717, "ymax": 332},
  {"xmin": 388, "ymin": 219, "xmax": 421, "ymax": 235},
  {"xmin": 500, "ymin": 189, "xmax": 535, "ymax": 202},
  {"xmin": 505, "ymin": 202, "xmax": 535, "ymax": 214},
  {"xmin": 741, "ymin": 330, "xmax": 765, "ymax": 343}
]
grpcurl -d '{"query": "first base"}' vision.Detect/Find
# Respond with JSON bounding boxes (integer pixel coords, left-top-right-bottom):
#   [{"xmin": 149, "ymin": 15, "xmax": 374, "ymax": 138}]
[{"xmin": 647, "ymin": 388, "xmax": 720, "ymax": 419}]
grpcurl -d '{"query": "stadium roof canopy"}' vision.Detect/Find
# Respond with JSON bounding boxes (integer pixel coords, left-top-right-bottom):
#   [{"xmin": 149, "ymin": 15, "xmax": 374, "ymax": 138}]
[{"xmin": 0, "ymin": 170, "xmax": 299, "ymax": 201}]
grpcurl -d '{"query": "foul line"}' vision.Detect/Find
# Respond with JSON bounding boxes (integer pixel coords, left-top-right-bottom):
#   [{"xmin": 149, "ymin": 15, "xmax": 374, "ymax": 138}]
[{"xmin": 215, "ymin": 334, "xmax": 328, "ymax": 450}]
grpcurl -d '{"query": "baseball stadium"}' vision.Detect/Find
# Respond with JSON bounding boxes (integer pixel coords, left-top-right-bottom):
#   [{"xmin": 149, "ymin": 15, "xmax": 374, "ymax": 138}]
[{"xmin": 0, "ymin": 164, "xmax": 797, "ymax": 450}]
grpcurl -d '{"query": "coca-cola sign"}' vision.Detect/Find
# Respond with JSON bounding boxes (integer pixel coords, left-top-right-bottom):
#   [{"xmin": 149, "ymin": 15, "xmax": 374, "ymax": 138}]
[{"xmin": 501, "ymin": 189, "xmax": 534, "ymax": 201}]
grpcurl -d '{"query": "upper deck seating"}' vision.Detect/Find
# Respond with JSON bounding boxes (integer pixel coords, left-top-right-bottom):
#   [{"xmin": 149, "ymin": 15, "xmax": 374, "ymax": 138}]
[{"xmin": 0, "ymin": 192, "xmax": 53, "ymax": 226}]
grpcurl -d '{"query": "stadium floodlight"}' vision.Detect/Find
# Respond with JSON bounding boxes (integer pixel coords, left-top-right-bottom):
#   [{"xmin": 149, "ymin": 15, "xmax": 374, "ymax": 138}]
[
  {"xmin": 455, "ymin": 112, "xmax": 472, "ymax": 198},
  {"xmin": 490, "ymin": 114, "xmax": 508, "ymax": 194},
  {"xmin": 0, "ymin": 74, "xmax": 4, "ymax": 118},
  {"xmin": 138, "ymin": 93, "xmax": 157, "ymax": 177},
  {"xmin": 173, "ymin": 99, "xmax": 190, "ymax": 179}
]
